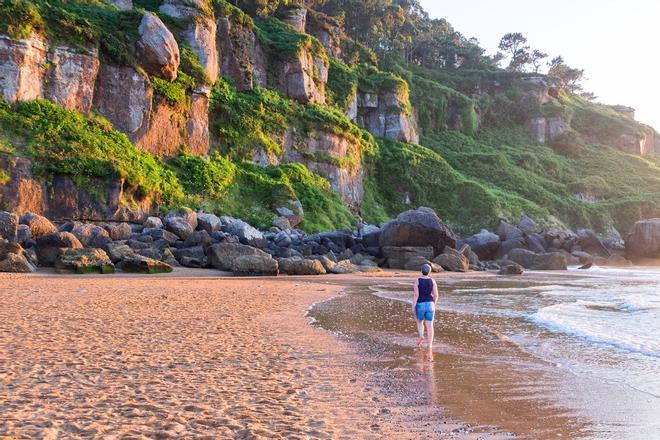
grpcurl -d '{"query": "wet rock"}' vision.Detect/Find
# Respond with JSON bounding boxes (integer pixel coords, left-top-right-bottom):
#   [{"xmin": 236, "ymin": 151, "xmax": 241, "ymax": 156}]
[
  {"xmin": 197, "ymin": 213, "xmax": 222, "ymax": 233},
  {"xmin": 230, "ymin": 254, "xmax": 279, "ymax": 276},
  {"xmin": 35, "ymin": 232, "xmax": 83, "ymax": 266},
  {"xmin": 278, "ymin": 257, "xmax": 326, "ymax": 275},
  {"xmin": 433, "ymin": 247, "xmax": 469, "ymax": 272},
  {"xmin": 0, "ymin": 252, "xmax": 36, "ymax": 273},
  {"xmin": 119, "ymin": 254, "xmax": 173, "ymax": 274},
  {"xmin": 465, "ymin": 230, "xmax": 500, "ymax": 260},
  {"xmin": 382, "ymin": 246, "xmax": 434, "ymax": 269},
  {"xmin": 379, "ymin": 207, "xmax": 456, "ymax": 254},
  {"xmin": 55, "ymin": 248, "xmax": 115, "ymax": 274},
  {"xmin": 208, "ymin": 242, "xmax": 270, "ymax": 271},
  {"xmin": 19, "ymin": 212, "xmax": 57, "ymax": 238},
  {"xmin": 136, "ymin": 12, "xmax": 180, "ymax": 80},
  {"xmin": 0, "ymin": 211, "xmax": 18, "ymax": 243},
  {"xmin": 220, "ymin": 216, "xmax": 267, "ymax": 248},
  {"xmin": 498, "ymin": 263, "xmax": 524, "ymax": 275}
]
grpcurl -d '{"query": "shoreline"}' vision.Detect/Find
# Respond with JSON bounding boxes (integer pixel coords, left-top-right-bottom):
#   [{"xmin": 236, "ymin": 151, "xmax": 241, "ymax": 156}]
[{"xmin": 0, "ymin": 269, "xmax": 488, "ymax": 439}]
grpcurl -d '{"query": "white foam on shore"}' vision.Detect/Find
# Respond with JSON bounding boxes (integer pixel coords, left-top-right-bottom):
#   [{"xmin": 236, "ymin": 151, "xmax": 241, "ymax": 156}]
[{"xmin": 453, "ymin": 285, "xmax": 567, "ymax": 294}]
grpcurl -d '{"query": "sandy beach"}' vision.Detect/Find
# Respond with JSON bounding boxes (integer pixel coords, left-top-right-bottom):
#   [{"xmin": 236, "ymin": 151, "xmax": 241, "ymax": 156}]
[{"xmin": 0, "ymin": 270, "xmax": 484, "ymax": 439}]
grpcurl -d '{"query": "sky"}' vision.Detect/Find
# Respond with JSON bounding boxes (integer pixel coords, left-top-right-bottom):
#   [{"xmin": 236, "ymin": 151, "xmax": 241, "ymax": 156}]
[{"xmin": 418, "ymin": 0, "xmax": 660, "ymax": 130}]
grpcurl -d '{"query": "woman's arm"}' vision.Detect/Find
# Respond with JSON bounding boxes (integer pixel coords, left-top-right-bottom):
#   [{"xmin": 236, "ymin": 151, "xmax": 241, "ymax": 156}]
[
  {"xmin": 432, "ymin": 279, "xmax": 439, "ymax": 303},
  {"xmin": 412, "ymin": 279, "xmax": 419, "ymax": 315}
]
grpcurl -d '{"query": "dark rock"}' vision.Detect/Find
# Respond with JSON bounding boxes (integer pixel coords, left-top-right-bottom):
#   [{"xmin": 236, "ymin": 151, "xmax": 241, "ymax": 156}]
[
  {"xmin": 137, "ymin": 235, "xmax": 154, "ymax": 244},
  {"xmin": 165, "ymin": 217, "xmax": 194, "ymax": 240},
  {"xmin": 107, "ymin": 223, "xmax": 132, "ymax": 241},
  {"xmin": 230, "ymin": 255, "xmax": 279, "ymax": 276},
  {"xmin": 128, "ymin": 239, "xmax": 151, "ymax": 250},
  {"xmin": 379, "ymin": 207, "xmax": 456, "ymax": 254},
  {"xmin": 361, "ymin": 227, "xmax": 382, "ymax": 249},
  {"xmin": 221, "ymin": 216, "xmax": 267, "ymax": 248},
  {"xmin": 119, "ymin": 254, "xmax": 173, "ymax": 274},
  {"xmin": 578, "ymin": 262, "xmax": 593, "ymax": 270},
  {"xmin": 497, "ymin": 237, "xmax": 526, "ymax": 259},
  {"xmin": 311, "ymin": 244, "xmax": 329, "ymax": 255},
  {"xmin": 274, "ymin": 230, "xmax": 292, "ymax": 248},
  {"xmin": 403, "ymin": 256, "xmax": 443, "ymax": 273},
  {"xmin": 105, "ymin": 242, "xmax": 135, "ymax": 264},
  {"xmin": 498, "ymin": 263, "xmax": 524, "ymax": 275},
  {"xmin": 350, "ymin": 243, "xmax": 366, "ymax": 255},
  {"xmin": 35, "ymin": 232, "xmax": 83, "ymax": 266},
  {"xmin": 137, "ymin": 247, "xmax": 163, "ymax": 260},
  {"xmin": 172, "ymin": 246, "xmax": 205, "ymax": 263},
  {"xmin": 0, "ymin": 252, "xmax": 36, "ymax": 273},
  {"xmin": 143, "ymin": 216, "xmax": 163, "ymax": 229},
  {"xmin": 572, "ymin": 251, "xmax": 593, "ymax": 265},
  {"xmin": 0, "ymin": 240, "xmax": 23, "ymax": 261},
  {"xmin": 164, "ymin": 207, "xmax": 198, "ymax": 230},
  {"xmin": 69, "ymin": 223, "xmax": 112, "ymax": 248},
  {"xmin": 382, "ymin": 246, "xmax": 434, "ymax": 269},
  {"xmin": 532, "ymin": 252, "xmax": 567, "ymax": 270},
  {"xmin": 517, "ymin": 215, "xmax": 537, "ymax": 235},
  {"xmin": 0, "ymin": 211, "xmax": 19, "ymax": 243},
  {"xmin": 19, "ymin": 212, "xmax": 57, "ymax": 238},
  {"xmin": 182, "ymin": 230, "xmax": 212, "ymax": 248},
  {"xmin": 461, "ymin": 245, "xmax": 480, "ymax": 266},
  {"xmin": 508, "ymin": 248, "xmax": 537, "ymax": 268},
  {"xmin": 145, "ymin": 228, "xmax": 179, "ymax": 245},
  {"xmin": 208, "ymin": 242, "xmax": 270, "ymax": 271},
  {"xmin": 17, "ymin": 224, "xmax": 30, "ymax": 244},
  {"xmin": 272, "ymin": 216, "xmax": 292, "ymax": 231},
  {"xmin": 278, "ymin": 257, "xmax": 326, "ymax": 275},
  {"xmin": 577, "ymin": 229, "xmax": 610, "ymax": 258},
  {"xmin": 180, "ymin": 255, "xmax": 207, "ymax": 268},
  {"xmin": 465, "ymin": 230, "xmax": 500, "ymax": 260},
  {"xmin": 496, "ymin": 220, "xmax": 523, "ymax": 241},
  {"xmin": 197, "ymin": 212, "xmax": 222, "ymax": 233},
  {"xmin": 55, "ymin": 248, "xmax": 115, "ymax": 274},
  {"xmin": 525, "ymin": 234, "xmax": 547, "ymax": 254}
]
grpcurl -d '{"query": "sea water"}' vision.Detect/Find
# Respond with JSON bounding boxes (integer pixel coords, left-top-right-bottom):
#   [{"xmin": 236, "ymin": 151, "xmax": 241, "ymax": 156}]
[{"xmin": 369, "ymin": 267, "xmax": 660, "ymax": 438}]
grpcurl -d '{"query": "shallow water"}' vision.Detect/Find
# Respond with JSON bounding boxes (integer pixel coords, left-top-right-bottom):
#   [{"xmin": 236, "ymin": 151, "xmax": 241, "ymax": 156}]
[{"xmin": 310, "ymin": 268, "xmax": 660, "ymax": 439}]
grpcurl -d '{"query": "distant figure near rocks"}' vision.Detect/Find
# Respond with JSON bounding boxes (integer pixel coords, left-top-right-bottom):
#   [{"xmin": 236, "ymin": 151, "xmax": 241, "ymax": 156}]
[{"xmin": 412, "ymin": 264, "xmax": 438, "ymax": 360}]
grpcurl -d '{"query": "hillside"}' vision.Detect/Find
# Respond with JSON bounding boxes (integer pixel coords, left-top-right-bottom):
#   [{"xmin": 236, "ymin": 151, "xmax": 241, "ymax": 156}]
[{"xmin": 0, "ymin": 0, "xmax": 659, "ymax": 235}]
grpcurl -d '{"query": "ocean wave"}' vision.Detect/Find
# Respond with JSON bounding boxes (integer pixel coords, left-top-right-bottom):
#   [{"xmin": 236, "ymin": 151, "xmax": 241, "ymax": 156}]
[
  {"xmin": 453, "ymin": 285, "xmax": 567, "ymax": 294},
  {"xmin": 530, "ymin": 302, "xmax": 660, "ymax": 359}
]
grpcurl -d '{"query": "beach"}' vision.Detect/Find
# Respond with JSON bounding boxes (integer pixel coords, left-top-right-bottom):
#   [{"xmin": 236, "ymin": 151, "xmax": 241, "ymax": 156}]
[
  {"xmin": 0, "ymin": 270, "xmax": 485, "ymax": 439},
  {"xmin": 2, "ymin": 268, "xmax": 659, "ymax": 439}
]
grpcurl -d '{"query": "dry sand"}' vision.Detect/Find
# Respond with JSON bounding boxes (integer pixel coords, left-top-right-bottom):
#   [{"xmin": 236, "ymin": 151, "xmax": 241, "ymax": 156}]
[{"xmin": 0, "ymin": 270, "xmax": 476, "ymax": 439}]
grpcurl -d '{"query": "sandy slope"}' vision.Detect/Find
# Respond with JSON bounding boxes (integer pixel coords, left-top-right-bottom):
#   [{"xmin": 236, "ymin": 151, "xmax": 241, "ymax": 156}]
[{"xmin": 0, "ymin": 270, "xmax": 476, "ymax": 439}]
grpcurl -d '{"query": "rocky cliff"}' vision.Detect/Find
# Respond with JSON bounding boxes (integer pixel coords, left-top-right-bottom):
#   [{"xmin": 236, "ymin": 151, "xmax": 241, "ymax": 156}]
[{"xmin": 0, "ymin": 0, "xmax": 659, "ymax": 236}]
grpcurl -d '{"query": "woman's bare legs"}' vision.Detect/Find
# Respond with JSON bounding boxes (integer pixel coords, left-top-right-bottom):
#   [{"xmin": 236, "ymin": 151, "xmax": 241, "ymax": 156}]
[
  {"xmin": 424, "ymin": 320, "xmax": 434, "ymax": 350},
  {"xmin": 416, "ymin": 320, "xmax": 425, "ymax": 349}
]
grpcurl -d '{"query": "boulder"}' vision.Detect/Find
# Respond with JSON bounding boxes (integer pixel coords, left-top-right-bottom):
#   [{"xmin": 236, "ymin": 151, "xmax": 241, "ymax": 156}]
[
  {"xmin": 68, "ymin": 223, "xmax": 112, "ymax": 248},
  {"xmin": 0, "ymin": 240, "xmax": 24, "ymax": 264},
  {"xmin": 625, "ymin": 219, "xmax": 660, "ymax": 259},
  {"xmin": 172, "ymin": 246, "xmax": 206, "ymax": 264},
  {"xmin": 577, "ymin": 229, "xmax": 610, "ymax": 258},
  {"xmin": 136, "ymin": 12, "xmax": 180, "ymax": 80},
  {"xmin": 498, "ymin": 263, "xmax": 524, "ymax": 275},
  {"xmin": 0, "ymin": 252, "xmax": 36, "ymax": 273},
  {"xmin": 272, "ymin": 216, "xmax": 292, "ymax": 232},
  {"xmin": 55, "ymin": 248, "xmax": 115, "ymax": 274},
  {"xmin": 518, "ymin": 215, "xmax": 537, "ymax": 235},
  {"xmin": 601, "ymin": 227, "xmax": 625, "ymax": 251},
  {"xmin": 382, "ymin": 246, "xmax": 434, "ymax": 269},
  {"xmin": 35, "ymin": 232, "xmax": 83, "ymax": 266},
  {"xmin": 197, "ymin": 213, "xmax": 222, "ymax": 233},
  {"xmin": 17, "ymin": 225, "xmax": 30, "ymax": 244},
  {"xmin": 274, "ymin": 200, "xmax": 304, "ymax": 228},
  {"xmin": 164, "ymin": 207, "xmax": 198, "ymax": 230},
  {"xmin": 532, "ymin": 252, "xmax": 568, "ymax": 271},
  {"xmin": 379, "ymin": 207, "xmax": 456, "ymax": 254},
  {"xmin": 208, "ymin": 242, "xmax": 270, "ymax": 271},
  {"xmin": 278, "ymin": 257, "xmax": 326, "ymax": 275},
  {"xmin": 572, "ymin": 251, "xmax": 593, "ymax": 265},
  {"xmin": 105, "ymin": 242, "xmax": 135, "ymax": 264},
  {"xmin": 403, "ymin": 256, "xmax": 443, "ymax": 273},
  {"xmin": 461, "ymin": 245, "xmax": 480, "ymax": 266},
  {"xmin": 327, "ymin": 259, "xmax": 359, "ymax": 274},
  {"xmin": 433, "ymin": 247, "xmax": 469, "ymax": 272},
  {"xmin": 107, "ymin": 223, "xmax": 132, "ymax": 241},
  {"xmin": 165, "ymin": 217, "xmax": 194, "ymax": 240},
  {"xmin": 220, "ymin": 216, "xmax": 267, "ymax": 248},
  {"xmin": 465, "ymin": 230, "xmax": 500, "ymax": 260},
  {"xmin": 496, "ymin": 220, "xmax": 523, "ymax": 241},
  {"xmin": 144, "ymin": 228, "xmax": 179, "ymax": 245},
  {"xmin": 508, "ymin": 248, "xmax": 538, "ymax": 268},
  {"xmin": 182, "ymin": 230, "xmax": 213, "ymax": 248},
  {"xmin": 525, "ymin": 233, "xmax": 547, "ymax": 254},
  {"xmin": 144, "ymin": 216, "xmax": 163, "ymax": 229},
  {"xmin": 230, "ymin": 255, "xmax": 279, "ymax": 276},
  {"xmin": 0, "ymin": 211, "xmax": 18, "ymax": 243},
  {"xmin": 119, "ymin": 254, "xmax": 173, "ymax": 274},
  {"xmin": 19, "ymin": 212, "xmax": 57, "ymax": 238},
  {"xmin": 496, "ymin": 237, "xmax": 526, "ymax": 260}
]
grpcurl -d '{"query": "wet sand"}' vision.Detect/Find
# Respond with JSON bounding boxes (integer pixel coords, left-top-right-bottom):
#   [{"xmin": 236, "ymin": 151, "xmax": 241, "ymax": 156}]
[{"xmin": 0, "ymin": 269, "xmax": 486, "ymax": 439}]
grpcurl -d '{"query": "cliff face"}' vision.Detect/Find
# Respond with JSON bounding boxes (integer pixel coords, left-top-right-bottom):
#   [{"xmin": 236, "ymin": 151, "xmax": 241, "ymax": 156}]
[{"xmin": 0, "ymin": 0, "xmax": 658, "ymax": 234}]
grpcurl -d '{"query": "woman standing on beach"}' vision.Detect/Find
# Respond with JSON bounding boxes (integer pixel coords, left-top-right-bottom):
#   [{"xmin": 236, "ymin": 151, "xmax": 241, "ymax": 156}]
[{"xmin": 412, "ymin": 264, "xmax": 438, "ymax": 353}]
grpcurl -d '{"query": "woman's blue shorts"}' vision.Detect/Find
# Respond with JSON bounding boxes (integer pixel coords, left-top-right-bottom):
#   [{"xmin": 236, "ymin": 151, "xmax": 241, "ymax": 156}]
[{"xmin": 415, "ymin": 301, "xmax": 435, "ymax": 321}]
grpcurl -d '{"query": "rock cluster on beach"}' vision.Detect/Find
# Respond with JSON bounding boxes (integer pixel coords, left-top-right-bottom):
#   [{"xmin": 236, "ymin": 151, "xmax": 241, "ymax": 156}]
[{"xmin": 0, "ymin": 207, "xmax": 648, "ymax": 276}]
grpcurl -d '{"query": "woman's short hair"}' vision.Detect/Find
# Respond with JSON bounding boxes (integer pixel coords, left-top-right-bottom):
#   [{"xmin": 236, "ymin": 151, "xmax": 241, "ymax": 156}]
[{"xmin": 421, "ymin": 264, "xmax": 431, "ymax": 275}]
